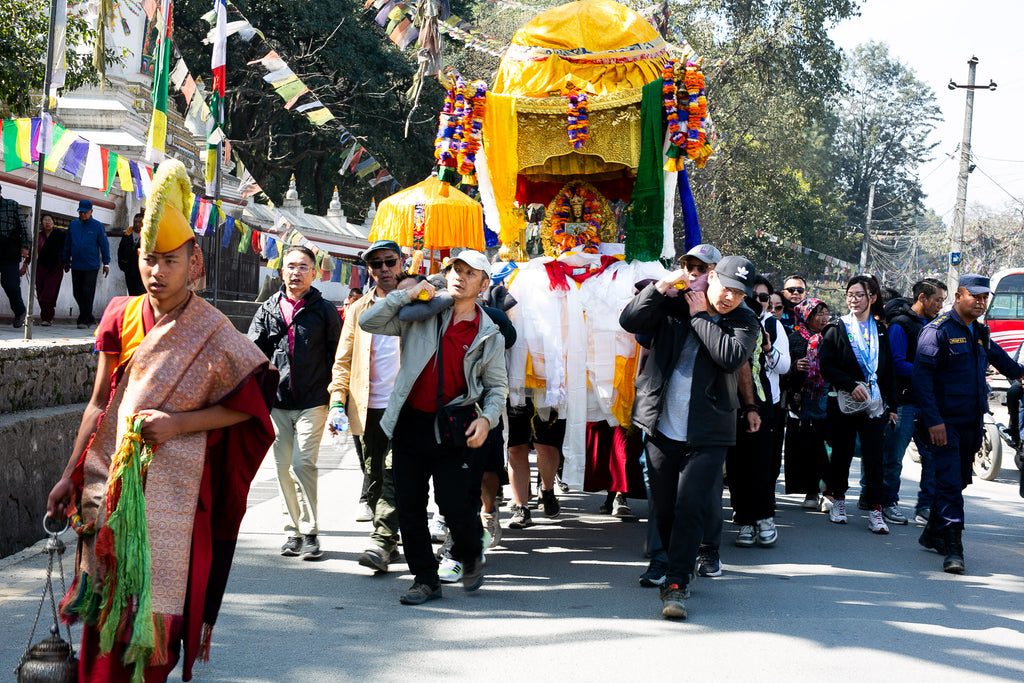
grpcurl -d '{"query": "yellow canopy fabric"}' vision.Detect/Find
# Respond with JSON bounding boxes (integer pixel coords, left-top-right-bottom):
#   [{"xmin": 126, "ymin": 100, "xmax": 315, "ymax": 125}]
[
  {"xmin": 369, "ymin": 175, "xmax": 485, "ymax": 250},
  {"xmin": 492, "ymin": 0, "xmax": 668, "ymax": 98}
]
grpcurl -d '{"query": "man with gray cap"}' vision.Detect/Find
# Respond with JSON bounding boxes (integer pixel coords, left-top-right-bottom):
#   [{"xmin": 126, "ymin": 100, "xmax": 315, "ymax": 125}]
[
  {"xmin": 620, "ymin": 254, "xmax": 760, "ymax": 619},
  {"xmin": 62, "ymin": 199, "xmax": 110, "ymax": 328},
  {"xmin": 328, "ymin": 239, "xmax": 405, "ymax": 572},
  {"xmin": 0, "ymin": 183, "xmax": 30, "ymax": 327},
  {"xmin": 913, "ymin": 273, "xmax": 1024, "ymax": 574},
  {"xmin": 681, "ymin": 243, "xmax": 722, "ymax": 283},
  {"xmin": 359, "ymin": 249, "xmax": 508, "ymax": 605}
]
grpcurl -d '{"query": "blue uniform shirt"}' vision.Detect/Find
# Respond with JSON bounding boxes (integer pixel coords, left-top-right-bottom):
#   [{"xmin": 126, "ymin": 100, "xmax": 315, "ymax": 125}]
[
  {"xmin": 913, "ymin": 308, "xmax": 1024, "ymax": 428},
  {"xmin": 63, "ymin": 216, "xmax": 110, "ymax": 271}
]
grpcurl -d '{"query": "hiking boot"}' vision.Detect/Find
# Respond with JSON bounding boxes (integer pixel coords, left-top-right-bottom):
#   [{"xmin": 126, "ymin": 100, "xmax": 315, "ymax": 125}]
[
  {"xmin": 300, "ymin": 534, "xmax": 322, "ymax": 560},
  {"xmin": 943, "ymin": 528, "xmax": 966, "ymax": 574},
  {"xmin": 481, "ymin": 511, "xmax": 501, "ymax": 549},
  {"xmin": 756, "ymin": 518, "xmax": 778, "ymax": 547},
  {"xmin": 358, "ymin": 547, "xmax": 392, "ymax": 572},
  {"xmin": 918, "ymin": 524, "xmax": 947, "ymax": 554},
  {"xmin": 868, "ymin": 506, "xmax": 890, "ymax": 534},
  {"xmin": 882, "ymin": 504, "xmax": 908, "ymax": 525},
  {"xmin": 438, "ymin": 557, "xmax": 463, "ymax": 583},
  {"xmin": 508, "ymin": 504, "xmax": 533, "ymax": 529},
  {"xmin": 639, "ymin": 558, "xmax": 668, "ymax": 587},
  {"xmin": 696, "ymin": 546, "xmax": 722, "ymax": 577},
  {"xmin": 598, "ymin": 492, "xmax": 614, "ymax": 514},
  {"xmin": 735, "ymin": 525, "xmax": 756, "ymax": 547},
  {"xmin": 540, "ymin": 487, "xmax": 561, "ymax": 518},
  {"xmin": 462, "ymin": 559, "xmax": 484, "ymax": 592},
  {"xmin": 611, "ymin": 493, "xmax": 632, "ymax": 517},
  {"xmin": 429, "ymin": 517, "xmax": 449, "ymax": 543},
  {"xmin": 828, "ymin": 499, "xmax": 847, "ymax": 524},
  {"xmin": 280, "ymin": 536, "xmax": 302, "ymax": 556},
  {"xmin": 659, "ymin": 583, "xmax": 688, "ymax": 620},
  {"xmin": 399, "ymin": 582, "xmax": 442, "ymax": 605}
]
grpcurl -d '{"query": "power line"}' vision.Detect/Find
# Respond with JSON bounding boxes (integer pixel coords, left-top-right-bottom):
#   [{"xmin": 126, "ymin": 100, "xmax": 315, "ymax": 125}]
[{"xmin": 969, "ymin": 157, "xmax": 1024, "ymax": 206}]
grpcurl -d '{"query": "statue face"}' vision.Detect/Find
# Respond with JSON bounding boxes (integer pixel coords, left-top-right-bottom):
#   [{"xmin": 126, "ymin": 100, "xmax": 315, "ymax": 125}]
[{"xmin": 570, "ymin": 197, "xmax": 584, "ymax": 219}]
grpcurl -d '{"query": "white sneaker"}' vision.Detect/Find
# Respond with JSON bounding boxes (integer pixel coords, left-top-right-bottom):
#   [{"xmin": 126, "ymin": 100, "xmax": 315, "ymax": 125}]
[
  {"xmin": 438, "ymin": 557, "xmax": 463, "ymax": 583},
  {"xmin": 735, "ymin": 525, "xmax": 756, "ymax": 547},
  {"xmin": 429, "ymin": 517, "xmax": 449, "ymax": 544},
  {"xmin": 828, "ymin": 499, "xmax": 847, "ymax": 524},
  {"xmin": 820, "ymin": 494, "xmax": 835, "ymax": 514},
  {"xmin": 756, "ymin": 517, "xmax": 778, "ymax": 546},
  {"xmin": 481, "ymin": 511, "xmax": 501, "ymax": 549},
  {"xmin": 801, "ymin": 495, "xmax": 819, "ymax": 509},
  {"xmin": 868, "ymin": 506, "xmax": 890, "ymax": 534}
]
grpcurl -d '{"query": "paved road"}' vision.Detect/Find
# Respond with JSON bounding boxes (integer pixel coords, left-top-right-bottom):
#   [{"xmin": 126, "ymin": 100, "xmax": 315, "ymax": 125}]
[{"xmin": 3, "ymin": 432, "xmax": 1023, "ymax": 681}]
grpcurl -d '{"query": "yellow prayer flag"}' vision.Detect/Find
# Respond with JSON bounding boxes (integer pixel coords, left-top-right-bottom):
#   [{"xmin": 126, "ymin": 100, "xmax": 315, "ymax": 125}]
[{"xmin": 117, "ymin": 156, "xmax": 134, "ymax": 192}]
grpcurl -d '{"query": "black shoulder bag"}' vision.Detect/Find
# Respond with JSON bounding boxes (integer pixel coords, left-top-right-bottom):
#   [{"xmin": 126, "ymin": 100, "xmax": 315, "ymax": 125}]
[{"xmin": 435, "ymin": 319, "xmax": 479, "ymax": 448}]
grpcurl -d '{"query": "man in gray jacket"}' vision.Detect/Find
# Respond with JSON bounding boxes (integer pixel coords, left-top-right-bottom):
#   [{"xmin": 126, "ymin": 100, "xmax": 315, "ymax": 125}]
[
  {"xmin": 359, "ymin": 250, "xmax": 508, "ymax": 605},
  {"xmin": 620, "ymin": 255, "xmax": 759, "ymax": 620}
]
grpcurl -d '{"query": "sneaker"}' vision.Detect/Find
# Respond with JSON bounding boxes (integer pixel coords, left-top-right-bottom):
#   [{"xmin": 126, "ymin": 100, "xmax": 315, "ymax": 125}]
[
  {"xmin": 40, "ymin": 320, "xmax": 52, "ymax": 326},
  {"xmin": 438, "ymin": 557, "xmax": 463, "ymax": 583},
  {"xmin": 461, "ymin": 559, "xmax": 484, "ymax": 592},
  {"xmin": 915, "ymin": 508, "xmax": 930, "ymax": 526},
  {"xmin": 280, "ymin": 536, "xmax": 302, "ymax": 556},
  {"xmin": 612, "ymin": 493, "xmax": 632, "ymax": 517},
  {"xmin": 508, "ymin": 504, "xmax": 533, "ymax": 529},
  {"xmin": 399, "ymin": 582, "xmax": 442, "ymax": 605},
  {"xmin": 77, "ymin": 323, "xmax": 88, "ymax": 329},
  {"xmin": 828, "ymin": 499, "xmax": 847, "ymax": 524},
  {"xmin": 358, "ymin": 547, "xmax": 392, "ymax": 572},
  {"xmin": 735, "ymin": 525, "xmax": 756, "ymax": 547},
  {"xmin": 300, "ymin": 534, "xmax": 322, "ymax": 560},
  {"xmin": 540, "ymin": 488, "xmax": 561, "ymax": 518},
  {"xmin": 801, "ymin": 495, "xmax": 819, "ymax": 509},
  {"xmin": 867, "ymin": 506, "xmax": 890, "ymax": 534},
  {"xmin": 755, "ymin": 518, "xmax": 778, "ymax": 547},
  {"xmin": 356, "ymin": 502, "xmax": 374, "ymax": 522},
  {"xmin": 429, "ymin": 517, "xmax": 449, "ymax": 543},
  {"xmin": 481, "ymin": 511, "xmax": 501, "ymax": 549},
  {"xmin": 555, "ymin": 475, "xmax": 570, "ymax": 493},
  {"xmin": 882, "ymin": 504, "xmax": 908, "ymax": 525},
  {"xmin": 696, "ymin": 546, "xmax": 722, "ymax": 577},
  {"xmin": 598, "ymin": 492, "xmax": 614, "ymax": 514},
  {"xmin": 659, "ymin": 583, "xmax": 688, "ymax": 619},
  {"xmin": 12, "ymin": 313, "xmax": 25, "ymax": 328},
  {"xmin": 819, "ymin": 494, "xmax": 834, "ymax": 514},
  {"xmin": 639, "ymin": 558, "xmax": 668, "ymax": 587},
  {"xmin": 856, "ymin": 497, "xmax": 870, "ymax": 511}
]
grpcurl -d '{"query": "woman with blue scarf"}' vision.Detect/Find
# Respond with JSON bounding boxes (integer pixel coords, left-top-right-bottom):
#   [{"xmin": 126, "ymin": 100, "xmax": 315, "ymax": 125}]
[{"xmin": 819, "ymin": 275, "xmax": 897, "ymax": 534}]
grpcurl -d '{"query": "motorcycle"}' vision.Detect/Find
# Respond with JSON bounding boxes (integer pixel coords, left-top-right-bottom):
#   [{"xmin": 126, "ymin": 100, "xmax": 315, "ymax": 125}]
[{"xmin": 975, "ymin": 380, "xmax": 1024, "ymax": 480}]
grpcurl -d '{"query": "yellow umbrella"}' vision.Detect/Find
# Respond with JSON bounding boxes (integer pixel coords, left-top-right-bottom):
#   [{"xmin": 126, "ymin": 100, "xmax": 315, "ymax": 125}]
[{"xmin": 368, "ymin": 175, "xmax": 485, "ymax": 251}]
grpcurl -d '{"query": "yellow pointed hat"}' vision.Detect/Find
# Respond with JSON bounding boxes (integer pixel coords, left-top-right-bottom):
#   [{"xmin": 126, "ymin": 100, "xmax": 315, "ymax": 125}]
[{"xmin": 142, "ymin": 159, "xmax": 195, "ymax": 253}]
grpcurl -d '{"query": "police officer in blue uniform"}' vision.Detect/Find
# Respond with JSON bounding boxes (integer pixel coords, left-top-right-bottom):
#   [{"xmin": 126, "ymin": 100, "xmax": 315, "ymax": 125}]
[{"xmin": 912, "ymin": 274, "xmax": 1024, "ymax": 573}]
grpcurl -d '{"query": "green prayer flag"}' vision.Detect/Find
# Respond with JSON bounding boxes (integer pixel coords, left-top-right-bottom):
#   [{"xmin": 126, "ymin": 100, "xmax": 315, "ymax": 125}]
[
  {"xmin": 104, "ymin": 152, "xmax": 119, "ymax": 196},
  {"xmin": 3, "ymin": 120, "xmax": 23, "ymax": 172},
  {"xmin": 274, "ymin": 77, "xmax": 307, "ymax": 104},
  {"xmin": 237, "ymin": 222, "xmax": 251, "ymax": 254},
  {"xmin": 625, "ymin": 78, "xmax": 665, "ymax": 262}
]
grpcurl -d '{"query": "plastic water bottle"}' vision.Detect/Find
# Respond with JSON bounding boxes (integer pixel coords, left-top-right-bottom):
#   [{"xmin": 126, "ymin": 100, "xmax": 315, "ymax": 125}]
[{"xmin": 329, "ymin": 407, "xmax": 349, "ymax": 445}]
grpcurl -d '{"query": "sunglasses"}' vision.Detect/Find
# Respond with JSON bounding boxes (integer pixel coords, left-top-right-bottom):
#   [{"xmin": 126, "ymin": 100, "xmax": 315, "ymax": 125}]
[
  {"xmin": 785, "ymin": 287, "xmax": 805, "ymax": 294},
  {"xmin": 367, "ymin": 257, "xmax": 399, "ymax": 269},
  {"xmin": 771, "ymin": 304, "xmax": 785, "ymax": 311},
  {"xmin": 684, "ymin": 260, "xmax": 711, "ymax": 274},
  {"xmin": 755, "ymin": 292, "xmax": 771, "ymax": 302}
]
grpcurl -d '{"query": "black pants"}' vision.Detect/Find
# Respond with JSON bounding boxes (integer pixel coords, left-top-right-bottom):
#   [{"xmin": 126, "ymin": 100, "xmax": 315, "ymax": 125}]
[
  {"xmin": 727, "ymin": 402, "xmax": 778, "ymax": 524},
  {"xmin": 645, "ymin": 430, "xmax": 727, "ymax": 588},
  {"xmin": 71, "ymin": 268, "xmax": 99, "ymax": 325},
  {"xmin": 824, "ymin": 402, "xmax": 885, "ymax": 503},
  {"xmin": 391, "ymin": 407, "xmax": 483, "ymax": 586},
  {"xmin": 783, "ymin": 415, "xmax": 828, "ymax": 496},
  {"xmin": 0, "ymin": 262, "xmax": 25, "ymax": 317}
]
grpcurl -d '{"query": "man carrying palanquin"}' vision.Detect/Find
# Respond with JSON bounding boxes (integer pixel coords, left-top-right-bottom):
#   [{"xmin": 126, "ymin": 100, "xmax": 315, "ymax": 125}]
[{"xmin": 46, "ymin": 159, "xmax": 277, "ymax": 683}]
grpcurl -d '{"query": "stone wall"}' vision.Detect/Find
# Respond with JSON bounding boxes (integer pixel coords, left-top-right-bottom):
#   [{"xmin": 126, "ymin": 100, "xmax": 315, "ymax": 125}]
[
  {"xmin": 0, "ymin": 340, "xmax": 95, "ymax": 413},
  {"xmin": 0, "ymin": 405, "xmax": 84, "ymax": 557}
]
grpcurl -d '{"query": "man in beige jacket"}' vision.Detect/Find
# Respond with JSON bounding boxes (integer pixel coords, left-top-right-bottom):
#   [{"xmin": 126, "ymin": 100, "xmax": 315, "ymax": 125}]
[{"xmin": 329, "ymin": 240, "xmax": 404, "ymax": 571}]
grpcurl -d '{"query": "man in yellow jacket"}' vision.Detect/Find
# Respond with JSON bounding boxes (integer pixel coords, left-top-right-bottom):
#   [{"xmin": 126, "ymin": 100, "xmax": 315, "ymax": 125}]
[{"xmin": 328, "ymin": 240, "xmax": 404, "ymax": 572}]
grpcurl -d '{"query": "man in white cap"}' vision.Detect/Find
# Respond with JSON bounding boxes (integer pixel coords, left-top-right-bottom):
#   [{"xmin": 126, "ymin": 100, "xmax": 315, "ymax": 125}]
[
  {"xmin": 621, "ymin": 254, "xmax": 760, "ymax": 620},
  {"xmin": 359, "ymin": 249, "xmax": 508, "ymax": 605}
]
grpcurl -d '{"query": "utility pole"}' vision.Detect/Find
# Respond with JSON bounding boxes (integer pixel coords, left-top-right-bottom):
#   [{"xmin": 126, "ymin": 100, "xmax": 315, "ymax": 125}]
[
  {"xmin": 947, "ymin": 56, "xmax": 996, "ymax": 292},
  {"xmin": 859, "ymin": 182, "xmax": 875, "ymax": 272}
]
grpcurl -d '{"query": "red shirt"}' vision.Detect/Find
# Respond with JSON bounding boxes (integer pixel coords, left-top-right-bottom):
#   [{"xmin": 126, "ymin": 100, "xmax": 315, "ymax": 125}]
[{"xmin": 406, "ymin": 310, "xmax": 480, "ymax": 413}]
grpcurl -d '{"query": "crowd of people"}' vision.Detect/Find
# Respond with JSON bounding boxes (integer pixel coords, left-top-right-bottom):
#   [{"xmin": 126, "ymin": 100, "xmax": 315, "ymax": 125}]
[{"xmin": 43, "ymin": 199, "xmax": 1023, "ymax": 678}]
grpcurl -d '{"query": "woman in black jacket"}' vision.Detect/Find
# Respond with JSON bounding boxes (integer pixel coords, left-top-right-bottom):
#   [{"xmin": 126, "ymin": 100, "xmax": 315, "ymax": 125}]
[
  {"xmin": 34, "ymin": 213, "xmax": 65, "ymax": 325},
  {"xmin": 819, "ymin": 275, "xmax": 897, "ymax": 534}
]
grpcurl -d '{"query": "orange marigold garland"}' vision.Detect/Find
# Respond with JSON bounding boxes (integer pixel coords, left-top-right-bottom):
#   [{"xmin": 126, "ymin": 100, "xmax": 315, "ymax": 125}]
[
  {"xmin": 457, "ymin": 80, "xmax": 487, "ymax": 185},
  {"xmin": 433, "ymin": 82, "xmax": 461, "ymax": 185},
  {"xmin": 684, "ymin": 61, "xmax": 713, "ymax": 168},
  {"xmin": 551, "ymin": 187, "xmax": 600, "ymax": 254},
  {"xmin": 566, "ymin": 87, "xmax": 589, "ymax": 149},
  {"xmin": 662, "ymin": 59, "xmax": 687, "ymax": 171}
]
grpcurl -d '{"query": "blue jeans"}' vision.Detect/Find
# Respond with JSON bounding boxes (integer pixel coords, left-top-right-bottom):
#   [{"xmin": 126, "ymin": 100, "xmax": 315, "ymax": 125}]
[
  {"xmin": 0, "ymin": 262, "xmax": 25, "ymax": 317},
  {"xmin": 881, "ymin": 404, "xmax": 916, "ymax": 504}
]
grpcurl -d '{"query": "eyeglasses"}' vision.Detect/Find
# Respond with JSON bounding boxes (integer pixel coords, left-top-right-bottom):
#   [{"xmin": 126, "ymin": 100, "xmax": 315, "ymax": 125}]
[
  {"xmin": 283, "ymin": 263, "xmax": 313, "ymax": 273},
  {"xmin": 367, "ymin": 257, "xmax": 399, "ymax": 269},
  {"xmin": 785, "ymin": 287, "xmax": 805, "ymax": 294},
  {"xmin": 755, "ymin": 292, "xmax": 770, "ymax": 302},
  {"xmin": 845, "ymin": 291, "xmax": 867, "ymax": 301},
  {"xmin": 684, "ymin": 260, "xmax": 710, "ymax": 274}
]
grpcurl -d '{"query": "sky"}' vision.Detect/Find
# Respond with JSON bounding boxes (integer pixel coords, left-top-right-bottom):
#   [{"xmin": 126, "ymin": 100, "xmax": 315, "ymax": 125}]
[{"xmin": 829, "ymin": 0, "xmax": 1024, "ymax": 223}]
